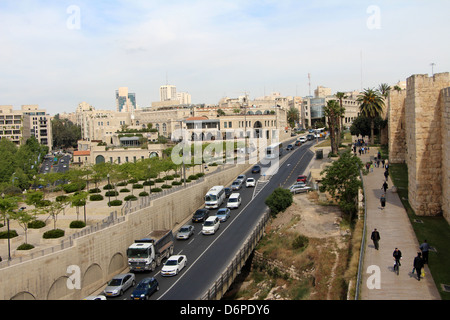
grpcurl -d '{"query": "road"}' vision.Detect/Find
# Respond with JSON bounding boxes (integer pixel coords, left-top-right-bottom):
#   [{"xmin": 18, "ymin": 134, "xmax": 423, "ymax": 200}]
[{"xmin": 106, "ymin": 137, "xmax": 318, "ymax": 300}]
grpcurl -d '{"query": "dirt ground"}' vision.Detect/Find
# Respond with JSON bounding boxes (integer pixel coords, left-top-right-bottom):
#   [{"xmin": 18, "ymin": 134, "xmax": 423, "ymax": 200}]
[{"xmin": 271, "ymin": 191, "xmax": 343, "ymax": 239}]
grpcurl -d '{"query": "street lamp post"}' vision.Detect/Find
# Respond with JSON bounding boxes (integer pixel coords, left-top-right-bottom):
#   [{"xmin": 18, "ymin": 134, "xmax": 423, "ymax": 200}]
[
  {"xmin": 107, "ymin": 174, "xmax": 111, "ymax": 207},
  {"xmin": 6, "ymin": 213, "xmax": 11, "ymax": 261}
]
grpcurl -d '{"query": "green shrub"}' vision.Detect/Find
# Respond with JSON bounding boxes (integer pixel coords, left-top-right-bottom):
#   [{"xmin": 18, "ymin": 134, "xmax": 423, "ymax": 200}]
[
  {"xmin": 28, "ymin": 220, "xmax": 46, "ymax": 229},
  {"xmin": 132, "ymin": 184, "xmax": 143, "ymax": 189},
  {"xmin": 89, "ymin": 188, "xmax": 101, "ymax": 193},
  {"xmin": 105, "ymin": 190, "xmax": 119, "ymax": 197},
  {"xmin": 128, "ymin": 178, "xmax": 138, "ymax": 184},
  {"xmin": 90, "ymin": 194, "xmax": 104, "ymax": 201},
  {"xmin": 109, "ymin": 200, "xmax": 122, "ymax": 206},
  {"xmin": 124, "ymin": 195, "xmax": 138, "ymax": 201},
  {"xmin": 103, "ymin": 184, "xmax": 114, "ymax": 190},
  {"xmin": 188, "ymin": 175, "xmax": 198, "ymax": 180},
  {"xmin": 139, "ymin": 191, "xmax": 149, "ymax": 196},
  {"xmin": 17, "ymin": 243, "xmax": 35, "ymax": 250},
  {"xmin": 63, "ymin": 182, "xmax": 86, "ymax": 193},
  {"xmin": 143, "ymin": 180, "xmax": 155, "ymax": 186},
  {"xmin": 70, "ymin": 220, "xmax": 86, "ymax": 228},
  {"xmin": 265, "ymin": 187, "xmax": 293, "ymax": 217},
  {"xmin": 155, "ymin": 178, "xmax": 164, "ymax": 183},
  {"xmin": 173, "ymin": 174, "xmax": 180, "ymax": 178},
  {"xmin": 196, "ymin": 173, "xmax": 205, "ymax": 177},
  {"xmin": 292, "ymin": 234, "xmax": 309, "ymax": 250},
  {"xmin": 161, "ymin": 184, "xmax": 172, "ymax": 189},
  {"xmin": 163, "ymin": 175, "xmax": 174, "ymax": 180},
  {"xmin": 120, "ymin": 188, "xmax": 130, "ymax": 193},
  {"xmin": 43, "ymin": 229, "xmax": 65, "ymax": 239},
  {"xmin": 117, "ymin": 181, "xmax": 128, "ymax": 186},
  {"xmin": 0, "ymin": 230, "xmax": 18, "ymax": 239},
  {"xmin": 56, "ymin": 195, "xmax": 68, "ymax": 202},
  {"xmin": 150, "ymin": 188, "xmax": 162, "ymax": 193},
  {"xmin": 172, "ymin": 181, "xmax": 182, "ymax": 186}
]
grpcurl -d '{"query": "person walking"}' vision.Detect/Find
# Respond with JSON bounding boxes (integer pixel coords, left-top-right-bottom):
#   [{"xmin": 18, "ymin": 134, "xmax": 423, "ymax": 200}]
[
  {"xmin": 380, "ymin": 193, "xmax": 386, "ymax": 210},
  {"xmin": 420, "ymin": 240, "xmax": 430, "ymax": 264},
  {"xmin": 413, "ymin": 252, "xmax": 424, "ymax": 281},
  {"xmin": 384, "ymin": 169, "xmax": 389, "ymax": 181},
  {"xmin": 371, "ymin": 228, "xmax": 381, "ymax": 250},
  {"xmin": 382, "ymin": 181, "xmax": 388, "ymax": 194}
]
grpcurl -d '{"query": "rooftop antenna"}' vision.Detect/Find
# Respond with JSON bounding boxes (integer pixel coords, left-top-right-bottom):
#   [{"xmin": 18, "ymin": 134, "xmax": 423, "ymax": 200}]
[
  {"xmin": 308, "ymin": 73, "xmax": 311, "ymax": 96},
  {"xmin": 430, "ymin": 63, "xmax": 435, "ymax": 76}
]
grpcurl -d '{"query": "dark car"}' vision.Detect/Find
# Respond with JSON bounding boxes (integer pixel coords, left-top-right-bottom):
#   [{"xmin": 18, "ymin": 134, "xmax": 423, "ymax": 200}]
[
  {"xmin": 297, "ymin": 175, "xmax": 307, "ymax": 183},
  {"xmin": 307, "ymin": 134, "xmax": 315, "ymax": 141},
  {"xmin": 224, "ymin": 187, "xmax": 232, "ymax": 197},
  {"xmin": 295, "ymin": 140, "xmax": 301, "ymax": 146},
  {"xmin": 192, "ymin": 208, "xmax": 210, "ymax": 222},
  {"xmin": 251, "ymin": 165, "xmax": 261, "ymax": 174},
  {"xmin": 130, "ymin": 277, "xmax": 159, "ymax": 300},
  {"xmin": 286, "ymin": 144, "xmax": 294, "ymax": 150}
]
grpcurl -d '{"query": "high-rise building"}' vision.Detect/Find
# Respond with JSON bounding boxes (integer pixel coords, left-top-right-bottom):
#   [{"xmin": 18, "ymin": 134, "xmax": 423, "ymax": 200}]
[
  {"xmin": 160, "ymin": 85, "xmax": 177, "ymax": 101},
  {"xmin": 116, "ymin": 87, "xmax": 136, "ymax": 112}
]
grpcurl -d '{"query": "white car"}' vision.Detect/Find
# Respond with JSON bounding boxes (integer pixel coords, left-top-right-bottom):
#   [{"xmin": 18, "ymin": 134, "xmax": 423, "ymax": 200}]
[
  {"xmin": 161, "ymin": 255, "xmax": 187, "ymax": 276},
  {"xmin": 246, "ymin": 177, "xmax": 256, "ymax": 187},
  {"xmin": 288, "ymin": 182, "xmax": 311, "ymax": 194},
  {"xmin": 202, "ymin": 216, "xmax": 220, "ymax": 235},
  {"xmin": 299, "ymin": 136, "xmax": 307, "ymax": 143}
]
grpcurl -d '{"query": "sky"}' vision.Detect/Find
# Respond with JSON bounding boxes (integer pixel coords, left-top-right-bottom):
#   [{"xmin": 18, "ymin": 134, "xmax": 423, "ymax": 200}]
[{"xmin": 1, "ymin": 0, "xmax": 449, "ymax": 115}]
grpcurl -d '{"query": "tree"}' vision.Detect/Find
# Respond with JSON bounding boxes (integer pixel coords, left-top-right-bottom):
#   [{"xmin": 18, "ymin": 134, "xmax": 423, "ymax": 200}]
[
  {"xmin": 287, "ymin": 107, "xmax": 299, "ymax": 128},
  {"xmin": 335, "ymin": 92, "xmax": 348, "ymax": 145},
  {"xmin": 324, "ymin": 100, "xmax": 342, "ymax": 155},
  {"xmin": 320, "ymin": 151, "xmax": 363, "ymax": 220},
  {"xmin": 51, "ymin": 116, "xmax": 81, "ymax": 149},
  {"xmin": 356, "ymin": 88, "xmax": 385, "ymax": 144},
  {"xmin": 265, "ymin": 187, "xmax": 293, "ymax": 217},
  {"xmin": 378, "ymin": 83, "xmax": 391, "ymax": 99}
]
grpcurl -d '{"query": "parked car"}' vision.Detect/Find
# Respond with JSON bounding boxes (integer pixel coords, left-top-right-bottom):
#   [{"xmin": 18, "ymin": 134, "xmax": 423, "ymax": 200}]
[
  {"xmin": 231, "ymin": 180, "xmax": 243, "ymax": 190},
  {"xmin": 296, "ymin": 175, "xmax": 307, "ymax": 183},
  {"xmin": 103, "ymin": 273, "xmax": 136, "ymax": 297},
  {"xmin": 224, "ymin": 187, "xmax": 232, "ymax": 197},
  {"xmin": 216, "ymin": 208, "xmax": 231, "ymax": 222},
  {"xmin": 161, "ymin": 255, "xmax": 187, "ymax": 276},
  {"xmin": 130, "ymin": 277, "xmax": 159, "ymax": 300},
  {"xmin": 286, "ymin": 144, "xmax": 294, "ymax": 150},
  {"xmin": 246, "ymin": 177, "xmax": 256, "ymax": 187},
  {"xmin": 192, "ymin": 208, "xmax": 210, "ymax": 222},
  {"xmin": 176, "ymin": 225, "xmax": 195, "ymax": 240},
  {"xmin": 251, "ymin": 165, "xmax": 261, "ymax": 173},
  {"xmin": 202, "ymin": 216, "xmax": 220, "ymax": 235},
  {"xmin": 289, "ymin": 182, "xmax": 311, "ymax": 194}
]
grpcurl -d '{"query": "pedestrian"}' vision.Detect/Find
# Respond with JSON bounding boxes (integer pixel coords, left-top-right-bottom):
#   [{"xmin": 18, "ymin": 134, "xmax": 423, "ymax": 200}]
[
  {"xmin": 377, "ymin": 159, "xmax": 380, "ymax": 168},
  {"xmin": 382, "ymin": 181, "xmax": 388, "ymax": 193},
  {"xmin": 384, "ymin": 169, "xmax": 389, "ymax": 181},
  {"xmin": 380, "ymin": 193, "xmax": 386, "ymax": 210},
  {"xmin": 370, "ymin": 163, "xmax": 374, "ymax": 172},
  {"xmin": 393, "ymin": 247, "xmax": 402, "ymax": 266},
  {"xmin": 381, "ymin": 159, "xmax": 385, "ymax": 168},
  {"xmin": 377, "ymin": 151, "xmax": 381, "ymax": 159},
  {"xmin": 420, "ymin": 240, "xmax": 430, "ymax": 264},
  {"xmin": 371, "ymin": 228, "xmax": 381, "ymax": 250},
  {"xmin": 413, "ymin": 252, "xmax": 424, "ymax": 281}
]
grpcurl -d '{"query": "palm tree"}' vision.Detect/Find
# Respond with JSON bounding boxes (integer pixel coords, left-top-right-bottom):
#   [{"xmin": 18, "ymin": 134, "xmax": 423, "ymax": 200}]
[
  {"xmin": 324, "ymin": 100, "xmax": 342, "ymax": 155},
  {"xmin": 378, "ymin": 83, "xmax": 391, "ymax": 99},
  {"xmin": 356, "ymin": 88, "xmax": 385, "ymax": 144},
  {"xmin": 335, "ymin": 92, "xmax": 348, "ymax": 146}
]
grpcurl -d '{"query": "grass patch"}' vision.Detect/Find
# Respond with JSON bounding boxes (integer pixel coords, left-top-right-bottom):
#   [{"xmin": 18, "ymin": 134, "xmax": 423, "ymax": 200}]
[{"xmin": 389, "ymin": 163, "xmax": 450, "ymax": 300}]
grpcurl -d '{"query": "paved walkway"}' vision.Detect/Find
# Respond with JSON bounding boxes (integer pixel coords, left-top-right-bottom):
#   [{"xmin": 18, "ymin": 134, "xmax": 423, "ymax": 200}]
[{"xmin": 358, "ymin": 147, "xmax": 441, "ymax": 300}]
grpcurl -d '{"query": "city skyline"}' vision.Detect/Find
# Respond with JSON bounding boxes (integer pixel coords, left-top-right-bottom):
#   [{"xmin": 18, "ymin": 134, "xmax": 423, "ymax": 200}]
[{"xmin": 1, "ymin": 0, "xmax": 449, "ymax": 116}]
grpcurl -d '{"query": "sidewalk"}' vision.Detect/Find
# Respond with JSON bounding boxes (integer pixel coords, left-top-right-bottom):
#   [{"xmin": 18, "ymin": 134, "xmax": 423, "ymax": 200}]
[{"xmin": 358, "ymin": 148, "xmax": 441, "ymax": 300}]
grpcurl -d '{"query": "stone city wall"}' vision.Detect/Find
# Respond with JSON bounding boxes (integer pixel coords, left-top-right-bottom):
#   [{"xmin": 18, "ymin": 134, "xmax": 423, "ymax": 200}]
[
  {"xmin": 442, "ymin": 87, "xmax": 450, "ymax": 222},
  {"xmin": 0, "ymin": 163, "xmax": 251, "ymax": 300},
  {"xmin": 405, "ymin": 73, "xmax": 450, "ymax": 217},
  {"xmin": 388, "ymin": 89, "xmax": 407, "ymax": 163}
]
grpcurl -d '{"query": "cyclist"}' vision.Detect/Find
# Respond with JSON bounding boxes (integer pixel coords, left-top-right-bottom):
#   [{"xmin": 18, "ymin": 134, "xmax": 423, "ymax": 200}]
[{"xmin": 393, "ymin": 248, "xmax": 402, "ymax": 273}]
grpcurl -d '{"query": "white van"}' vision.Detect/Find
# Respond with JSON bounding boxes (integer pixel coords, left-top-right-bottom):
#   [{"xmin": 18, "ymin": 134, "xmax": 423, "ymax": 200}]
[
  {"xmin": 227, "ymin": 193, "xmax": 241, "ymax": 209},
  {"xmin": 202, "ymin": 216, "xmax": 220, "ymax": 235}
]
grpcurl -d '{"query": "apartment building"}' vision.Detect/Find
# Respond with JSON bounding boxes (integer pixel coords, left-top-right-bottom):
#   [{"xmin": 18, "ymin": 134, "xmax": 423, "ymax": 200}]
[
  {"xmin": 0, "ymin": 104, "xmax": 52, "ymax": 150},
  {"xmin": 116, "ymin": 87, "xmax": 136, "ymax": 112}
]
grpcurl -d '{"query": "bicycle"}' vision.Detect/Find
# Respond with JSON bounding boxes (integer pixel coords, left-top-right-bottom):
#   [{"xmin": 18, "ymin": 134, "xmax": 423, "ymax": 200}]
[{"xmin": 393, "ymin": 258, "xmax": 401, "ymax": 275}]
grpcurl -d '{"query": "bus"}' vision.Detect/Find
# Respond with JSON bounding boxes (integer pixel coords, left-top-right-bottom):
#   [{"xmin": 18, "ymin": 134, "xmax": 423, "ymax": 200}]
[
  {"xmin": 314, "ymin": 127, "xmax": 326, "ymax": 137},
  {"xmin": 204, "ymin": 185, "xmax": 226, "ymax": 209},
  {"xmin": 265, "ymin": 142, "xmax": 283, "ymax": 159}
]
